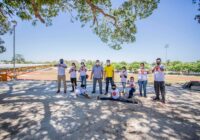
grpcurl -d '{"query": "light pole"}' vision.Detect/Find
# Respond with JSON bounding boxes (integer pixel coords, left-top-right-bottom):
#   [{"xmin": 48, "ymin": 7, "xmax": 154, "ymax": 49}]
[{"xmin": 12, "ymin": 21, "xmax": 17, "ymax": 79}]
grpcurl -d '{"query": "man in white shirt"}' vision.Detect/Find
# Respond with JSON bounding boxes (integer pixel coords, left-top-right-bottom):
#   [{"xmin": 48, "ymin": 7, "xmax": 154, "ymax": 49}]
[
  {"xmin": 55, "ymin": 59, "xmax": 67, "ymax": 93},
  {"xmin": 152, "ymin": 58, "xmax": 166, "ymax": 103}
]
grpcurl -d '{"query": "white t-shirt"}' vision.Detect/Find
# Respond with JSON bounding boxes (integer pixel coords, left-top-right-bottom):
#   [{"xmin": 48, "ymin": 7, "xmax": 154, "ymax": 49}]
[
  {"xmin": 129, "ymin": 80, "xmax": 135, "ymax": 88},
  {"xmin": 70, "ymin": 67, "xmax": 77, "ymax": 78},
  {"xmin": 120, "ymin": 71, "xmax": 127, "ymax": 83},
  {"xmin": 79, "ymin": 67, "xmax": 87, "ymax": 76},
  {"xmin": 75, "ymin": 87, "xmax": 86, "ymax": 95},
  {"xmin": 138, "ymin": 68, "xmax": 148, "ymax": 81},
  {"xmin": 153, "ymin": 65, "xmax": 165, "ymax": 81},
  {"xmin": 57, "ymin": 64, "xmax": 67, "ymax": 76},
  {"xmin": 111, "ymin": 89, "xmax": 120, "ymax": 99}
]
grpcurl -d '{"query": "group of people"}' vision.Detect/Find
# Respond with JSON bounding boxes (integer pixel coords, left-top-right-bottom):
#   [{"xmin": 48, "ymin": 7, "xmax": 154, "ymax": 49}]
[{"xmin": 55, "ymin": 58, "xmax": 166, "ymax": 104}]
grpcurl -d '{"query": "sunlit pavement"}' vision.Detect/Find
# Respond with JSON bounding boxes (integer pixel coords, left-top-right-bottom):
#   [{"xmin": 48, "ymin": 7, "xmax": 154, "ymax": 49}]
[{"xmin": 0, "ymin": 80, "xmax": 200, "ymax": 140}]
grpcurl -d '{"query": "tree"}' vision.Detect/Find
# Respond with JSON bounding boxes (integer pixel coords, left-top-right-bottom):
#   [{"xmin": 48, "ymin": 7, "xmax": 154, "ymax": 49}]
[
  {"xmin": 0, "ymin": 37, "xmax": 6, "ymax": 53},
  {"xmin": 129, "ymin": 62, "xmax": 140, "ymax": 72},
  {"xmin": 0, "ymin": 46, "xmax": 6, "ymax": 53},
  {"xmin": 119, "ymin": 61, "xmax": 127, "ymax": 67},
  {"xmin": 112, "ymin": 62, "xmax": 122, "ymax": 71},
  {"xmin": 12, "ymin": 54, "xmax": 26, "ymax": 64},
  {"xmin": 0, "ymin": 23, "xmax": 7, "ymax": 54},
  {"xmin": 0, "ymin": 0, "xmax": 159, "ymax": 49},
  {"xmin": 85, "ymin": 60, "xmax": 95, "ymax": 69},
  {"xmin": 193, "ymin": 0, "xmax": 200, "ymax": 23}
]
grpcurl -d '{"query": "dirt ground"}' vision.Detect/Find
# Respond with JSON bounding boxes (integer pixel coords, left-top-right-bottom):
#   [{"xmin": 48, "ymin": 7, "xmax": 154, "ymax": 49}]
[
  {"xmin": 17, "ymin": 67, "xmax": 200, "ymax": 84},
  {"xmin": 0, "ymin": 79, "xmax": 200, "ymax": 140}
]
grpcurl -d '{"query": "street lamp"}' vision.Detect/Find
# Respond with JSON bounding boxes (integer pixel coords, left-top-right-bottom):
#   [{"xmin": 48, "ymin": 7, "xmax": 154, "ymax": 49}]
[{"xmin": 11, "ymin": 20, "xmax": 17, "ymax": 79}]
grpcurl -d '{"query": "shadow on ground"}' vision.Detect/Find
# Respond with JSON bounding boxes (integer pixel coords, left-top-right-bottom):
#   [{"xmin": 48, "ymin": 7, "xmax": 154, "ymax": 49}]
[{"xmin": 0, "ymin": 81, "xmax": 200, "ymax": 140}]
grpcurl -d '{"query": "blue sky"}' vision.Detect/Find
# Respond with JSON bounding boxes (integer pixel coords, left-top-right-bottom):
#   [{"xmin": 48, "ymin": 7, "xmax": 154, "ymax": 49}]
[{"xmin": 0, "ymin": 0, "xmax": 200, "ymax": 63}]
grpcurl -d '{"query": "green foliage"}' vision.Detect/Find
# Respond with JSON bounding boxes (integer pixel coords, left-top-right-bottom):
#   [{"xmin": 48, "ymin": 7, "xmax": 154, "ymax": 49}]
[
  {"xmin": 193, "ymin": 0, "xmax": 200, "ymax": 23},
  {"xmin": 112, "ymin": 61, "xmax": 150, "ymax": 72},
  {"xmin": 12, "ymin": 54, "xmax": 26, "ymax": 63},
  {"xmin": 167, "ymin": 61, "xmax": 200, "ymax": 73},
  {"xmin": 0, "ymin": 0, "xmax": 159, "ymax": 49},
  {"xmin": 0, "ymin": 38, "xmax": 6, "ymax": 53},
  {"xmin": 2, "ymin": 58, "xmax": 200, "ymax": 73},
  {"xmin": 0, "ymin": 45, "xmax": 6, "ymax": 53}
]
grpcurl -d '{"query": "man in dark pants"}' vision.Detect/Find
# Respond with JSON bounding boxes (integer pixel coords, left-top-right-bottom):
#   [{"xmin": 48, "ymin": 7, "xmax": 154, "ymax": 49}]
[
  {"xmin": 104, "ymin": 60, "xmax": 114, "ymax": 95},
  {"xmin": 91, "ymin": 60, "xmax": 103, "ymax": 94},
  {"xmin": 152, "ymin": 58, "xmax": 166, "ymax": 103}
]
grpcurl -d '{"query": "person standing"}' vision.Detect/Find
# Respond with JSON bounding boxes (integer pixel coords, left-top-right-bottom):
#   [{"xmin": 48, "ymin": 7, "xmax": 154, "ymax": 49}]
[
  {"xmin": 69, "ymin": 63, "xmax": 77, "ymax": 92},
  {"xmin": 104, "ymin": 60, "xmax": 114, "ymax": 95},
  {"xmin": 91, "ymin": 60, "xmax": 103, "ymax": 94},
  {"xmin": 138, "ymin": 63, "xmax": 148, "ymax": 97},
  {"xmin": 79, "ymin": 62, "xmax": 87, "ymax": 88},
  {"xmin": 152, "ymin": 58, "xmax": 166, "ymax": 103},
  {"xmin": 120, "ymin": 66, "xmax": 128, "ymax": 93},
  {"xmin": 55, "ymin": 59, "xmax": 67, "ymax": 93}
]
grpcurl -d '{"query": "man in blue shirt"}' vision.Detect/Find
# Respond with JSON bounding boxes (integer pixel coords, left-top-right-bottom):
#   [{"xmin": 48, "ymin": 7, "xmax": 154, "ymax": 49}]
[{"xmin": 91, "ymin": 60, "xmax": 103, "ymax": 94}]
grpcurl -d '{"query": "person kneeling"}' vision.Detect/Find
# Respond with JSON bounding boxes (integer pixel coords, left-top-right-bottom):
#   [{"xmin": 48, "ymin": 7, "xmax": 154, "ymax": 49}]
[
  {"xmin": 126, "ymin": 76, "xmax": 136, "ymax": 98},
  {"xmin": 75, "ymin": 84, "xmax": 91, "ymax": 99},
  {"xmin": 97, "ymin": 84, "xmax": 137, "ymax": 104}
]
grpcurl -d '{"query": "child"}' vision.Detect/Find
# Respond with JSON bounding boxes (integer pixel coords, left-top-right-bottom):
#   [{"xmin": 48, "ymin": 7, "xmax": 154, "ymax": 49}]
[
  {"xmin": 75, "ymin": 84, "xmax": 91, "ymax": 99},
  {"xmin": 120, "ymin": 66, "xmax": 127, "ymax": 93},
  {"xmin": 97, "ymin": 84, "xmax": 135, "ymax": 104},
  {"xmin": 127, "ymin": 77, "xmax": 136, "ymax": 98},
  {"xmin": 69, "ymin": 63, "xmax": 77, "ymax": 92},
  {"xmin": 79, "ymin": 62, "xmax": 87, "ymax": 88}
]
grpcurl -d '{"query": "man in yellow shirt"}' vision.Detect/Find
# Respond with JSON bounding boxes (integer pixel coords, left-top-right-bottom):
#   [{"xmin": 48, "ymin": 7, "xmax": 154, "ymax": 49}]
[{"xmin": 104, "ymin": 60, "xmax": 115, "ymax": 95}]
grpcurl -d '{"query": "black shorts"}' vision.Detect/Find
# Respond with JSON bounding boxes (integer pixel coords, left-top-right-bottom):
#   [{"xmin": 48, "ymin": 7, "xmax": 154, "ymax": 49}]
[{"xmin": 71, "ymin": 78, "xmax": 77, "ymax": 85}]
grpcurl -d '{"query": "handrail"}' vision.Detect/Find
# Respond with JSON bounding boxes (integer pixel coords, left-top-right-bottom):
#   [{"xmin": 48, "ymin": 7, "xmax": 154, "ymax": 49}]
[{"xmin": 0, "ymin": 64, "xmax": 53, "ymax": 81}]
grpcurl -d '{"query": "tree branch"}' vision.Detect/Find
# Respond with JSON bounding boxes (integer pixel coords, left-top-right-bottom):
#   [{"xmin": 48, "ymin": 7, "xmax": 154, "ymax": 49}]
[
  {"xmin": 0, "ymin": 7, "xmax": 6, "ymax": 18},
  {"xmin": 85, "ymin": 0, "xmax": 117, "ymax": 27},
  {"xmin": 31, "ymin": 0, "xmax": 45, "ymax": 23}
]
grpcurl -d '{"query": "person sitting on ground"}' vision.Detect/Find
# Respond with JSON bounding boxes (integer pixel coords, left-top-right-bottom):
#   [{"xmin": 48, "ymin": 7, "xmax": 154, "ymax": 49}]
[
  {"xmin": 75, "ymin": 84, "xmax": 91, "ymax": 99},
  {"xmin": 126, "ymin": 76, "xmax": 136, "ymax": 98},
  {"xmin": 97, "ymin": 84, "xmax": 137, "ymax": 104}
]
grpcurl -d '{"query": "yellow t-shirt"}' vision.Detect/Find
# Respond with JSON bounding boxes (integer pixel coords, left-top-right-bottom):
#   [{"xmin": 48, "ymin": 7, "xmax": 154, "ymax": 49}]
[{"xmin": 104, "ymin": 65, "xmax": 114, "ymax": 78}]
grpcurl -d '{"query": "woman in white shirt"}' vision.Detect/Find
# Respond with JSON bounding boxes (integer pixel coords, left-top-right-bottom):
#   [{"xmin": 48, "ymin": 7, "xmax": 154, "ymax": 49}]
[
  {"xmin": 120, "ymin": 66, "xmax": 127, "ymax": 93},
  {"xmin": 138, "ymin": 63, "xmax": 148, "ymax": 97},
  {"xmin": 69, "ymin": 63, "xmax": 77, "ymax": 92},
  {"xmin": 79, "ymin": 62, "xmax": 87, "ymax": 88}
]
